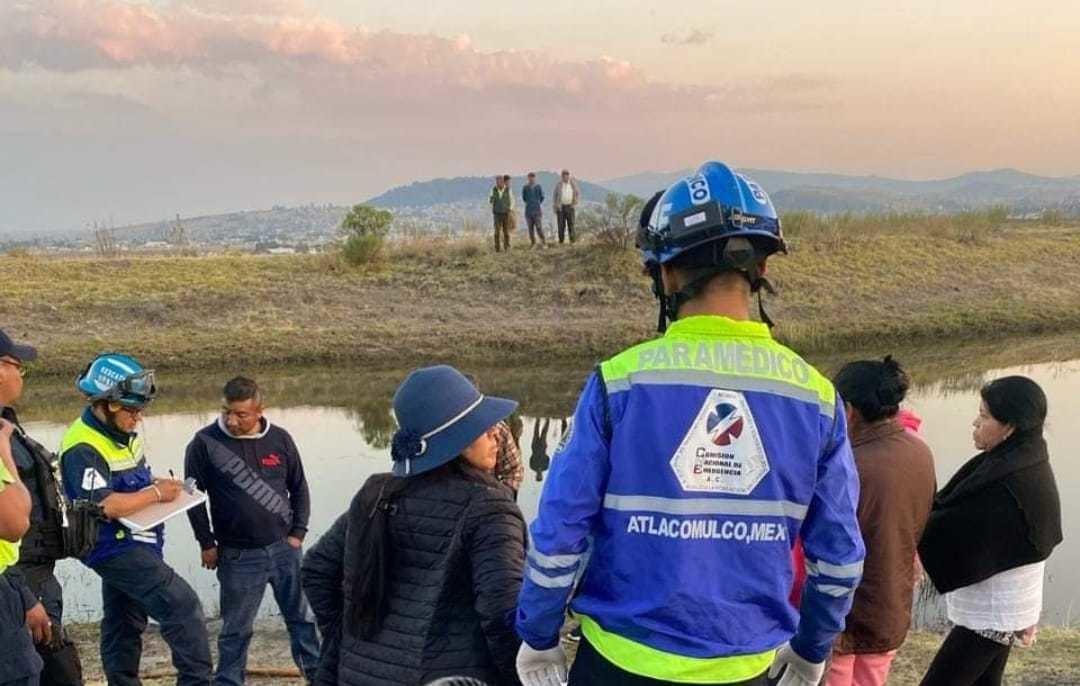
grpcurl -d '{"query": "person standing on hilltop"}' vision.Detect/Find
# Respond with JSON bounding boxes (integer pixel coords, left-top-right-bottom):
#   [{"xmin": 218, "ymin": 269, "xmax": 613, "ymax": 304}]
[
  {"xmin": 522, "ymin": 172, "xmax": 546, "ymax": 246},
  {"xmin": 185, "ymin": 376, "xmax": 319, "ymax": 686},
  {"xmin": 59, "ymin": 354, "xmax": 212, "ymax": 686},
  {"xmin": 1, "ymin": 330, "xmax": 85, "ymax": 686},
  {"xmin": 515, "ymin": 161, "xmax": 865, "ymax": 686},
  {"xmin": 825, "ymin": 357, "xmax": 936, "ymax": 686},
  {"xmin": 490, "ymin": 174, "xmax": 514, "ymax": 252},
  {"xmin": 552, "ymin": 169, "xmax": 579, "ymax": 244}
]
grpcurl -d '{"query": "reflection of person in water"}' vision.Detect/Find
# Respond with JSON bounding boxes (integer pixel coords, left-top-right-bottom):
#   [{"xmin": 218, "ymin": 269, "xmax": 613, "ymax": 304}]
[{"xmin": 530, "ymin": 418, "xmax": 551, "ymax": 482}]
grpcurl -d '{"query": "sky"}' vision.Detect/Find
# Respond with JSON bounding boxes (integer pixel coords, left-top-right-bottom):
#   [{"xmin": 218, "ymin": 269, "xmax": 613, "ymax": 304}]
[{"xmin": 1, "ymin": 0, "xmax": 1079, "ymax": 233}]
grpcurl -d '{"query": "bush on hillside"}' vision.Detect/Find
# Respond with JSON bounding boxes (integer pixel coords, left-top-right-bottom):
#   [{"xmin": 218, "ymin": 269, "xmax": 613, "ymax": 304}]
[
  {"xmin": 340, "ymin": 204, "xmax": 393, "ymax": 265},
  {"xmin": 952, "ymin": 205, "xmax": 1009, "ymax": 245},
  {"xmin": 579, "ymin": 192, "xmax": 645, "ymax": 249}
]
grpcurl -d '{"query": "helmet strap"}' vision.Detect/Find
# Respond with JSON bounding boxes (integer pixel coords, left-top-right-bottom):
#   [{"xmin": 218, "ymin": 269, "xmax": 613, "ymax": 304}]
[
  {"xmin": 663, "ymin": 268, "xmax": 780, "ymax": 329},
  {"xmin": 748, "ymin": 267, "xmax": 778, "ymax": 328},
  {"xmin": 647, "ymin": 263, "xmax": 669, "ymax": 333},
  {"xmin": 757, "ymin": 289, "xmax": 775, "ymax": 328},
  {"xmin": 651, "ymin": 241, "xmax": 781, "ymax": 331}
]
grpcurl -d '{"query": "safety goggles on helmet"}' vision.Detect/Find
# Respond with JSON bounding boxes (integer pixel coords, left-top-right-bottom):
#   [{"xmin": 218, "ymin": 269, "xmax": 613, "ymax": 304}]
[
  {"xmin": 80, "ymin": 367, "xmax": 157, "ymax": 407},
  {"xmin": 112, "ymin": 369, "xmax": 157, "ymax": 406}
]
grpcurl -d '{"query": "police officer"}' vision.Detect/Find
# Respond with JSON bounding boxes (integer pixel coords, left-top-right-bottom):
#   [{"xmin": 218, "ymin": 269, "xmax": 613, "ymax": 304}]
[
  {"xmin": 0, "ymin": 329, "xmax": 44, "ymax": 686},
  {"xmin": 59, "ymin": 353, "xmax": 212, "ymax": 686},
  {"xmin": 0, "ymin": 331, "xmax": 84, "ymax": 685},
  {"xmin": 515, "ymin": 162, "xmax": 866, "ymax": 686}
]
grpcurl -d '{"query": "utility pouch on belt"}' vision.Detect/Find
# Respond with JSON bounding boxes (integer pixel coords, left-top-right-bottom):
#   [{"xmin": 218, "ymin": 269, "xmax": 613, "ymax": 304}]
[{"xmin": 62, "ymin": 499, "xmax": 103, "ymax": 560}]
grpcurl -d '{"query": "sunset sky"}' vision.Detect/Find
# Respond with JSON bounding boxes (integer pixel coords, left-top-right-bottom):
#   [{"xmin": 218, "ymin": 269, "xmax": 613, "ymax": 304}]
[{"xmin": 2, "ymin": 0, "xmax": 1078, "ymax": 232}]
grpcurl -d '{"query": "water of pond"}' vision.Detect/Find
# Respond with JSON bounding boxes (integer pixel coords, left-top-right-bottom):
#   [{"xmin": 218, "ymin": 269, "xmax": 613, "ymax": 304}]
[{"xmin": 15, "ymin": 356, "xmax": 1079, "ymax": 627}]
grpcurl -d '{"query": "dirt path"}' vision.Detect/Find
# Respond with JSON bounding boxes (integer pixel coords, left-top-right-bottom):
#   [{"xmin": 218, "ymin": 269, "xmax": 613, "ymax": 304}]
[{"xmin": 70, "ymin": 621, "xmax": 1080, "ymax": 685}]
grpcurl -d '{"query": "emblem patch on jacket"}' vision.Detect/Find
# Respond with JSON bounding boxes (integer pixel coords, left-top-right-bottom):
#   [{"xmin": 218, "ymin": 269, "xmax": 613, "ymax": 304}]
[
  {"xmin": 671, "ymin": 390, "xmax": 769, "ymax": 494},
  {"xmin": 82, "ymin": 467, "xmax": 108, "ymax": 492}
]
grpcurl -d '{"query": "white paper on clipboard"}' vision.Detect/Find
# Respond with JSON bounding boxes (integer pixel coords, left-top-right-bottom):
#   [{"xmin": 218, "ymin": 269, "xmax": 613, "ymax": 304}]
[{"xmin": 119, "ymin": 487, "xmax": 208, "ymax": 532}]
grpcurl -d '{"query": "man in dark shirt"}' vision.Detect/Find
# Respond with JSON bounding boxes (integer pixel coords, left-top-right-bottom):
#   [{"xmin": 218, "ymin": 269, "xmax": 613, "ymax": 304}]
[
  {"xmin": 185, "ymin": 376, "xmax": 318, "ymax": 686},
  {"xmin": 522, "ymin": 172, "xmax": 546, "ymax": 246}
]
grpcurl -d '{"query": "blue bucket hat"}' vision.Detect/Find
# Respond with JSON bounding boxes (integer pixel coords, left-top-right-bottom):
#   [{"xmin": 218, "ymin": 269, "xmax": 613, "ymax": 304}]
[{"xmin": 390, "ymin": 365, "xmax": 518, "ymax": 477}]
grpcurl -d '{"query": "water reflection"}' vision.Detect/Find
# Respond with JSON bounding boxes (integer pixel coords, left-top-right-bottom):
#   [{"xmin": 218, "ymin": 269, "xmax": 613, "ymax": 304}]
[{"xmin": 15, "ymin": 351, "xmax": 1080, "ymax": 627}]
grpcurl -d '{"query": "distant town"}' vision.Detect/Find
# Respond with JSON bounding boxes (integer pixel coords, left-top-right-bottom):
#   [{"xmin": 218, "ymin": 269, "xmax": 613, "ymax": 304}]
[{"xmin": 3, "ymin": 167, "xmax": 1078, "ymax": 255}]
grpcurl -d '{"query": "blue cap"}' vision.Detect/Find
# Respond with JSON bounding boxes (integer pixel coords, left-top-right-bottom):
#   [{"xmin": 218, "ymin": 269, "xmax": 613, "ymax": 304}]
[
  {"xmin": 0, "ymin": 329, "xmax": 37, "ymax": 362},
  {"xmin": 390, "ymin": 365, "xmax": 517, "ymax": 477}
]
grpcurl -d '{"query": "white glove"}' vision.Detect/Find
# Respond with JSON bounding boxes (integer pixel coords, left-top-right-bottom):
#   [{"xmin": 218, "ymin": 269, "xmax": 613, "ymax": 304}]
[
  {"xmin": 767, "ymin": 643, "xmax": 826, "ymax": 686},
  {"xmin": 516, "ymin": 642, "xmax": 568, "ymax": 686}
]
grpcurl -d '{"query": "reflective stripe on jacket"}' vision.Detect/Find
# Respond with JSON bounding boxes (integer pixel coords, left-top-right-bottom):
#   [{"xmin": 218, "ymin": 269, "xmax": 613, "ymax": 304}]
[
  {"xmin": 59, "ymin": 412, "xmax": 162, "ymax": 566},
  {"xmin": 516, "ymin": 316, "xmax": 865, "ymax": 679}
]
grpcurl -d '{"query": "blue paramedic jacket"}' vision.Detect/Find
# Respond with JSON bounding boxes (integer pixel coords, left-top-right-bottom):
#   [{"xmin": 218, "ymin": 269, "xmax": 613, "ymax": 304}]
[
  {"xmin": 516, "ymin": 316, "xmax": 865, "ymax": 668},
  {"xmin": 60, "ymin": 408, "xmax": 164, "ymax": 567}
]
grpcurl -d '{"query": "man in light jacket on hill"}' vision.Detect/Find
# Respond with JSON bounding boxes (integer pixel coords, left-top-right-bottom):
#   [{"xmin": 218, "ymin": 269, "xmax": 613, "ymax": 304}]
[{"xmin": 552, "ymin": 169, "xmax": 579, "ymax": 244}]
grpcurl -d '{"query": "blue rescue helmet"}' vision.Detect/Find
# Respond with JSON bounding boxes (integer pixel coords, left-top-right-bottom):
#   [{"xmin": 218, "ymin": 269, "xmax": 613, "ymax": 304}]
[
  {"xmin": 76, "ymin": 353, "xmax": 157, "ymax": 408},
  {"xmin": 637, "ymin": 161, "xmax": 785, "ymax": 265},
  {"xmin": 636, "ymin": 161, "xmax": 787, "ymax": 331}
]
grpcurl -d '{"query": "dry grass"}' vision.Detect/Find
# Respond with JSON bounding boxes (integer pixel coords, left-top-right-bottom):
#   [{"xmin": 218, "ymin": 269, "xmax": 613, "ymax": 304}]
[{"xmin": 4, "ymin": 221, "xmax": 1080, "ymax": 378}]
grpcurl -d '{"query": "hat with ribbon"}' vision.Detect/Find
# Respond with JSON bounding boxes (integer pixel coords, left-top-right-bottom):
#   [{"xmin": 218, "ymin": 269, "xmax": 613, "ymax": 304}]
[{"xmin": 390, "ymin": 365, "xmax": 517, "ymax": 477}]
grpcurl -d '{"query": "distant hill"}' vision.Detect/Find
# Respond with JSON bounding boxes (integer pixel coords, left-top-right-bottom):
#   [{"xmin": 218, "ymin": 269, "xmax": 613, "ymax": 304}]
[
  {"xmin": 601, "ymin": 168, "xmax": 1080, "ymax": 214},
  {"xmin": 25, "ymin": 167, "xmax": 1077, "ymax": 251},
  {"xmin": 367, "ymin": 171, "xmax": 612, "ymax": 208}
]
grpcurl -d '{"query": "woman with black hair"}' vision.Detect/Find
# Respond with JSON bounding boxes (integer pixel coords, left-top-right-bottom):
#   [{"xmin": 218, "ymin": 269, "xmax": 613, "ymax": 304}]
[
  {"xmin": 825, "ymin": 357, "xmax": 936, "ymax": 686},
  {"xmin": 919, "ymin": 376, "xmax": 1063, "ymax": 686},
  {"xmin": 302, "ymin": 365, "xmax": 526, "ymax": 686}
]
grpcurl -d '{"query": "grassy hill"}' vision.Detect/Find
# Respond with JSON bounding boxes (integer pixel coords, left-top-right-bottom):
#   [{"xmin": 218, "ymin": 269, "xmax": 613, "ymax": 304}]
[{"xmin": 4, "ymin": 216, "xmax": 1080, "ymax": 378}]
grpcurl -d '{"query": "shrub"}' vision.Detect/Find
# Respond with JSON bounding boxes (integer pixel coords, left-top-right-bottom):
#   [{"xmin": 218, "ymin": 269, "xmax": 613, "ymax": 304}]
[
  {"xmin": 342, "ymin": 233, "xmax": 385, "ymax": 265},
  {"xmin": 340, "ymin": 204, "xmax": 393, "ymax": 265},
  {"xmin": 579, "ymin": 192, "xmax": 645, "ymax": 249},
  {"xmin": 952, "ymin": 205, "xmax": 1009, "ymax": 245}
]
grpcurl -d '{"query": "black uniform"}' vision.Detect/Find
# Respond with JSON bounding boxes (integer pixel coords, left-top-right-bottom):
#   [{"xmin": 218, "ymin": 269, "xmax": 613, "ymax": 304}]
[{"xmin": 2, "ymin": 407, "xmax": 84, "ymax": 686}]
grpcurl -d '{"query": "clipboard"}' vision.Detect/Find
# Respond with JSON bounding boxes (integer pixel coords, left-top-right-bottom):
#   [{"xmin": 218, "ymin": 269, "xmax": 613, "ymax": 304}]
[{"xmin": 119, "ymin": 480, "xmax": 208, "ymax": 533}]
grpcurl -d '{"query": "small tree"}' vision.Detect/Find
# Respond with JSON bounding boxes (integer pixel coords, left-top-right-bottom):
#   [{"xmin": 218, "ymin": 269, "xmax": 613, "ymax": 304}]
[
  {"xmin": 340, "ymin": 204, "xmax": 393, "ymax": 265},
  {"xmin": 579, "ymin": 193, "xmax": 644, "ymax": 249}
]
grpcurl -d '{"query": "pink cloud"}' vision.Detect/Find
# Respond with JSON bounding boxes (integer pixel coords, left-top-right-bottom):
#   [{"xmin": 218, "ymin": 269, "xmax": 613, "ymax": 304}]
[{"xmin": 0, "ymin": 0, "xmax": 827, "ymax": 115}]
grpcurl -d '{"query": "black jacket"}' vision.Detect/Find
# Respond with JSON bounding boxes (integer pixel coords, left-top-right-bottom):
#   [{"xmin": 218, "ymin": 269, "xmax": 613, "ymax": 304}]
[
  {"xmin": 2, "ymin": 406, "xmax": 59, "ymax": 611},
  {"xmin": 919, "ymin": 432, "xmax": 1062, "ymax": 594},
  {"xmin": 185, "ymin": 418, "xmax": 311, "ymax": 550},
  {"xmin": 302, "ymin": 464, "xmax": 525, "ymax": 686}
]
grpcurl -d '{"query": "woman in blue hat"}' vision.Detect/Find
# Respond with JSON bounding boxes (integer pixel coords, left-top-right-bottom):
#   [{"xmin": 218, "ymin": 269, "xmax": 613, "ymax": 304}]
[{"xmin": 303, "ymin": 365, "xmax": 527, "ymax": 686}]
